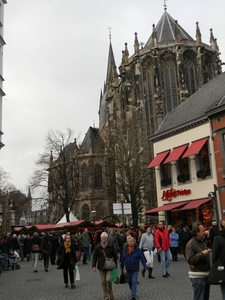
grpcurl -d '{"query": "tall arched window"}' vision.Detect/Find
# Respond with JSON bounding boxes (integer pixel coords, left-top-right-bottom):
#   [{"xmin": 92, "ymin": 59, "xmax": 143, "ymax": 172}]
[
  {"xmin": 81, "ymin": 204, "xmax": 90, "ymax": 220},
  {"xmin": 163, "ymin": 60, "xmax": 178, "ymax": 112},
  {"xmin": 183, "ymin": 59, "xmax": 196, "ymax": 96},
  {"xmin": 81, "ymin": 163, "xmax": 88, "ymax": 188},
  {"xmin": 94, "ymin": 164, "xmax": 102, "ymax": 188}
]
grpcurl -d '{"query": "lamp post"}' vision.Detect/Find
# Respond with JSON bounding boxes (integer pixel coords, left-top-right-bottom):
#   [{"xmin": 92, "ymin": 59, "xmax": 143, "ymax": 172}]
[{"xmin": 91, "ymin": 209, "xmax": 96, "ymax": 231}]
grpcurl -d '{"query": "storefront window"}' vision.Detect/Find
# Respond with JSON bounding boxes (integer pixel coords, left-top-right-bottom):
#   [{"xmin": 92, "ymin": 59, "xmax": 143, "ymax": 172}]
[
  {"xmin": 177, "ymin": 157, "xmax": 190, "ymax": 183},
  {"xmin": 196, "ymin": 142, "xmax": 211, "ymax": 179},
  {"xmin": 160, "ymin": 163, "xmax": 172, "ymax": 187}
]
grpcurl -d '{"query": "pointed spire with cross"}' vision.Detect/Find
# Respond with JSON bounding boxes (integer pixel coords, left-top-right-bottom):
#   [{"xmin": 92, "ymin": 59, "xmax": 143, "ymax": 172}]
[
  {"xmin": 163, "ymin": 0, "xmax": 168, "ymax": 11},
  {"xmin": 107, "ymin": 25, "xmax": 113, "ymax": 42}
]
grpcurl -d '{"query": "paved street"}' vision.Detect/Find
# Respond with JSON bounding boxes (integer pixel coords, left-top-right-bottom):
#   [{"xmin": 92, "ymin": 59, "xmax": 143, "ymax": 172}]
[{"xmin": 0, "ymin": 254, "xmax": 221, "ymax": 300}]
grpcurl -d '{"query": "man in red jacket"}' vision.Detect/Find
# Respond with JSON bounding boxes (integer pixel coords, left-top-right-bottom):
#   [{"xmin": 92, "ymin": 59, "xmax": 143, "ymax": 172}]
[{"xmin": 154, "ymin": 221, "xmax": 172, "ymax": 278}]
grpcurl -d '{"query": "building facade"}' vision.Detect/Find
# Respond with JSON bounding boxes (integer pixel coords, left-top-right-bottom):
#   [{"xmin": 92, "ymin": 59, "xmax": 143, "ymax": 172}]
[{"xmin": 146, "ymin": 73, "xmax": 225, "ymax": 226}]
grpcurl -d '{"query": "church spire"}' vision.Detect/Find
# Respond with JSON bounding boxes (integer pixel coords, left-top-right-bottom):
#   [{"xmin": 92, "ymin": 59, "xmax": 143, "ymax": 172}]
[
  {"xmin": 124, "ymin": 43, "xmax": 129, "ymax": 65},
  {"xmin": 134, "ymin": 32, "xmax": 139, "ymax": 55},
  {"xmin": 210, "ymin": 28, "xmax": 219, "ymax": 52},
  {"xmin": 196, "ymin": 22, "xmax": 202, "ymax": 46},
  {"xmin": 152, "ymin": 24, "xmax": 158, "ymax": 47}
]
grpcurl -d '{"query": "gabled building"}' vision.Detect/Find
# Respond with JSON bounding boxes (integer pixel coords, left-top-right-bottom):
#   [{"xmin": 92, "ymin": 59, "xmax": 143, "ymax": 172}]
[{"xmin": 146, "ymin": 72, "xmax": 225, "ymax": 226}]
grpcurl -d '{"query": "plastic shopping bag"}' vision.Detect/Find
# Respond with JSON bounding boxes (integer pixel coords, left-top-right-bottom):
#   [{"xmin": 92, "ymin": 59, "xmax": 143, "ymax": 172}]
[
  {"xmin": 75, "ymin": 265, "xmax": 80, "ymax": 281},
  {"xmin": 112, "ymin": 268, "xmax": 120, "ymax": 284},
  {"xmin": 144, "ymin": 250, "xmax": 153, "ymax": 268}
]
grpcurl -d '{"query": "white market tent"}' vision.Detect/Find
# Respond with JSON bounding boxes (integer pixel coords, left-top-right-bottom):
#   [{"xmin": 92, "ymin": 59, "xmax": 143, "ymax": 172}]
[{"xmin": 57, "ymin": 211, "xmax": 78, "ymax": 224}]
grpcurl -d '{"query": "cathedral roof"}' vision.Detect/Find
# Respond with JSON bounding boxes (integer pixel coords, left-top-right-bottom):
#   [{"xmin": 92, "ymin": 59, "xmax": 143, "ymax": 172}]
[
  {"xmin": 145, "ymin": 10, "xmax": 194, "ymax": 47},
  {"xmin": 152, "ymin": 72, "xmax": 225, "ymax": 139},
  {"xmin": 80, "ymin": 126, "xmax": 104, "ymax": 153}
]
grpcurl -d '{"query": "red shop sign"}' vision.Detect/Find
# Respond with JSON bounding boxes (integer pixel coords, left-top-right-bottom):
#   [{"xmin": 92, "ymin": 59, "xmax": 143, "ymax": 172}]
[{"xmin": 161, "ymin": 188, "xmax": 191, "ymax": 201}]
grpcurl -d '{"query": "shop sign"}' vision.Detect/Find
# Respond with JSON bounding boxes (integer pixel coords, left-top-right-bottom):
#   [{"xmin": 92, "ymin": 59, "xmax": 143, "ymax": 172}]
[{"xmin": 161, "ymin": 188, "xmax": 191, "ymax": 201}]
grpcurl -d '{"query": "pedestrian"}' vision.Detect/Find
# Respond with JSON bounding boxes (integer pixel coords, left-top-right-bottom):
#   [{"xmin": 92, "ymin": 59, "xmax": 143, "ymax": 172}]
[
  {"xmin": 118, "ymin": 229, "xmax": 126, "ymax": 262},
  {"xmin": 154, "ymin": 220, "xmax": 172, "ymax": 278},
  {"xmin": 108, "ymin": 228, "xmax": 119, "ymax": 254},
  {"xmin": 186, "ymin": 222, "xmax": 211, "ymax": 300},
  {"xmin": 57, "ymin": 234, "xmax": 78, "ymax": 289},
  {"xmin": 209, "ymin": 220, "xmax": 219, "ymax": 248},
  {"xmin": 49, "ymin": 231, "xmax": 59, "ymax": 265},
  {"xmin": 41, "ymin": 235, "xmax": 52, "ymax": 272},
  {"xmin": 31, "ymin": 232, "xmax": 42, "ymax": 272},
  {"xmin": 79, "ymin": 228, "xmax": 91, "ymax": 265},
  {"xmin": 139, "ymin": 226, "xmax": 155, "ymax": 278},
  {"xmin": 121, "ymin": 236, "xmax": 147, "ymax": 300},
  {"xmin": 17, "ymin": 232, "xmax": 26, "ymax": 261},
  {"xmin": 92, "ymin": 232, "xmax": 117, "ymax": 300},
  {"xmin": 24, "ymin": 234, "xmax": 32, "ymax": 261},
  {"xmin": 170, "ymin": 227, "xmax": 179, "ymax": 261},
  {"xmin": 180, "ymin": 225, "xmax": 192, "ymax": 259},
  {"xmin": 210, "ymin": 220, "xmax": 225, "ymax": 299}
]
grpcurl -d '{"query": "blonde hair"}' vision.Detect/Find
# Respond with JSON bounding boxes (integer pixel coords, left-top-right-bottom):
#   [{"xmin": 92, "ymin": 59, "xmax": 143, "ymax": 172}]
[
  {"xmin": 33, "ymin": 232, "xmax": 39, "ymax": 237},
  {"xmin": 220, "ymin": 220, "xmax": 225, "ymax": 229},
  {"xmin": 127, "ymin": 236, "xmax": 136, "ymax": 244}
]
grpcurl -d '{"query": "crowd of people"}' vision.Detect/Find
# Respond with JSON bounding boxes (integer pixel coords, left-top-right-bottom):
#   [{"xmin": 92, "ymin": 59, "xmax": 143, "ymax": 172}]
[{"xmin": 0, "ymin": 220, "xmax": 224, "ymax": 300}]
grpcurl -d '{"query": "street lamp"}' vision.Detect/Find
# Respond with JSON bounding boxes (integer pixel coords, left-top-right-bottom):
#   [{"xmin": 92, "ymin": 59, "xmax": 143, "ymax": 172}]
[{"xmin": 91, "ymin": 209, "xmax": 96, "ymax": 230}]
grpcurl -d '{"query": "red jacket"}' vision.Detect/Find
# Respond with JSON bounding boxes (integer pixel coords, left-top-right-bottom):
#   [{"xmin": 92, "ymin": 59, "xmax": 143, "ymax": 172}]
[{"xmin": 154, "ymin": 228, "xmax": 170, "ymax": 251}]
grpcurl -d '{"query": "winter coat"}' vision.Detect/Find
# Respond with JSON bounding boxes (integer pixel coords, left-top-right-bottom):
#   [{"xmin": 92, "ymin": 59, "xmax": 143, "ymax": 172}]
[
  {"xmin": 209, "ymin": 225, "xmax": 219, "ymax": 248},
  {"xmin": 170, "ymin": 232, "xmax": 179, "ymax": 248},
  {"xmin": 120, "ymin": 243, "xmax": 147, "ymax": 272},
  {"xmin": 180, "ymin": 230, "xmax": 192, "ymax": 246},
  {"xmin": 92, "ymin": 242, "xmax": 117, "ymax": 271},
  {"xmin": 79, "ymin": 233, "xmax": 91, "ymax": 248},
  {"xmin": 186, "ymin": 237, "xmax": 210, "ymax": 273},
  {"xmin": 154, "ymin": 228, "xmax": 170, "ymax": 251},
  {"xmin": 108, "ymin": 233, "xmax": 119, "ymax": 252},
  {"xmin": 24, "ymin": 238, "xmax": 32, "ymax": 255},
  {"xmin": 212, "ymin": 230, "xmax": 225, "ymax": 264},
  {"xmin": 139, "ymin": 232, "xmax": 154, "ymax": 250},
  {"xmin": 31, "ymin": 236, "xmax": 42, "ymax": 253},
  {"xmin": 57, "ymin": 241, "xmax": 78, "ymax": 269}
]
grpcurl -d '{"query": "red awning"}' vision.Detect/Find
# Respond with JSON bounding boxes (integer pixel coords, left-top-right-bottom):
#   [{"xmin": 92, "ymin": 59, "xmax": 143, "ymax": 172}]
[
  {"xmin": 178, "ymin": 197, "xmax": 213, "ymax": 210},
  {"xmin": 147, "ymin": 150, "xmax": 170, "ymax": 168},
  {"xmin": 164, "ymin": 144, "xmax": 188, "ymax": 164},
  {"xmin": 145, "ymin": 201, "xmax": 188, "ymax": 214},
  {"xmin": 182, "ymin": 137, "xmax": 209, "ymax": 158}
]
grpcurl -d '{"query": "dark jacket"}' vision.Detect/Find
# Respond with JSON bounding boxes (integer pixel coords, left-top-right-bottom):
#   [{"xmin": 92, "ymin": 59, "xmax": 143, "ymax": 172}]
[
  {"xmin": 209, "ymin": 225, "xmax": 219, "ymax": 248},
  {"xmin": 24, "ymin": 237, "xmax": 32, "ymax": 254},
  {"xmin": 31, "ymin": 236, "xmax": 42, "ymax": 253},
  {"xmin": 92, "ymin": 242, "xmax": 117, "ymax": 271},
  {"xmin": 186, "ymin": 237, "xmax": 210, "ymax": 272},
  {"xmin": 57, "ymin": 241, "xmax": 78, "ymax": 269},
  {"xmin": 120, "ymin": 243, "xmax": 147, "ymax": 272},
  {"xmin": 212, "ymin": 230, "xmax": 225, "ymax": 264}
]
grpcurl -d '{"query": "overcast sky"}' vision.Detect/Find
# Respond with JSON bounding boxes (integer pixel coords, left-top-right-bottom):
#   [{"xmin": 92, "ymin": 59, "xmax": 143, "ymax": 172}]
[{"xmin": 1, "ymin": 0, "xmax": 225, "ymax": 195}]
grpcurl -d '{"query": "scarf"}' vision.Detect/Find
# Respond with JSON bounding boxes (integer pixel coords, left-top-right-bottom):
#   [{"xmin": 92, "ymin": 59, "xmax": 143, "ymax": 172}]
[
  {"xmin": 64, "ymin": 241, "xmax": 71, "ymax": 253},
  {"xmin": 101, "ymin": 242, "xmax": 108, "ymax": 249}
]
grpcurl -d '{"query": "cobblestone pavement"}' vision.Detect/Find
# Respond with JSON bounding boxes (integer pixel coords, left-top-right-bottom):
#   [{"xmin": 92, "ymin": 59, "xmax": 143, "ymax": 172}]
[{"xmin": 0, "ymin": 254, "xmax": 221, "ymax": 300}]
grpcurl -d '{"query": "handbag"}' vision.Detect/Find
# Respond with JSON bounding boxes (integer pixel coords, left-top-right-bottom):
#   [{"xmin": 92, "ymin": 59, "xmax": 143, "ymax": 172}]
[
  {"xmin": 112, "ymin": 268, "xmax": 119, "ymax": 284},
  {"xmin": 119, "ymin": 270, "xmax": 126, "ymax": 284},
  {"xmin": 102, "ymin": 249, "xmax": 116, "ymax": 270},
  {"xmin": 32, "ymin": 244, "xmax": 40, "ymax": 251},
  {"xmin": 208, "ymin": 237, "xmax": 225, "ymax": 285}
]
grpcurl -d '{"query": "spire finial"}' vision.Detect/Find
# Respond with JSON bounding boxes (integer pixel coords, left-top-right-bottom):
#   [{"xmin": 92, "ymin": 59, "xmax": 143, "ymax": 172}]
[
  {"xmin": 163, "ymin": 0, "xmax": 167, "ymax": 11},
  {"xmin": 107, "ymin": 25, "xmax": 113, "ymax": 42}
]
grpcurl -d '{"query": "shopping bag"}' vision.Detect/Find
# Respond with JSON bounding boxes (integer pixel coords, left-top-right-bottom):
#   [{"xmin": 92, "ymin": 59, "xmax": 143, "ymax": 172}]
[
  {"xmin": 207, "ymin": 258, "xmax": 225, "ymax": 285},
  {"xmin": 112, "ymin": 268, "xmax": 120, "ymax": 284},
  {"xmin": 75, "ymin": 265, "xmax": 80, "ymax": 281},
  {"xmin": 144, "ymin": 250, "xmax": 153, "ymax": 268},
  {"xmin": 119, "ymin": 270, "xmax": 126, "ymax": 284}
]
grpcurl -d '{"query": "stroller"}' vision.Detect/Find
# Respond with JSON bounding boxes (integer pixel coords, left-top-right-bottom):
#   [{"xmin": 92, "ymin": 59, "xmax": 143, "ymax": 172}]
[{"xmin": 8, "ymin": 250, "xmax": 20, "ymax": 270}]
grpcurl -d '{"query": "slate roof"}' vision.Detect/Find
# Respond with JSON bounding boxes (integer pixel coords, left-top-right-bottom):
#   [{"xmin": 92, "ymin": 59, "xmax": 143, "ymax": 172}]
[
  {"xmin": 151, "ymin": 72, "xmax": 225, "ymax": 139},
  {"xmin": 145, "ymin": 10, "xmax": 194, "ymax": 47},
  {"xmin": 80, "ymin": 126, "xmax": 105, "ymax": 153}
]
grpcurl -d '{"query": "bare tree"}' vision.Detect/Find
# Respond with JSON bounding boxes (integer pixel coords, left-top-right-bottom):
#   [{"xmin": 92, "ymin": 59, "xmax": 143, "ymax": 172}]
[
  {"xmin": 30, "ymin": 129, "xmax": 81, "ymax": 222},
  {"xmin": 108, "ymin": 114, "xmax": 152, "ymax": 229}
]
